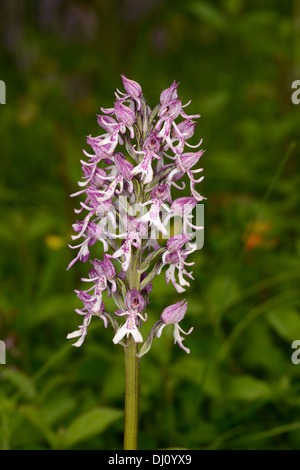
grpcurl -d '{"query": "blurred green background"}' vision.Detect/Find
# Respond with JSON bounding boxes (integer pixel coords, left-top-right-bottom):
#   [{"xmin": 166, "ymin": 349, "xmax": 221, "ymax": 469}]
[{"xmin": 0, "ymin": 0, "xmax": 300, "ymax": 450}]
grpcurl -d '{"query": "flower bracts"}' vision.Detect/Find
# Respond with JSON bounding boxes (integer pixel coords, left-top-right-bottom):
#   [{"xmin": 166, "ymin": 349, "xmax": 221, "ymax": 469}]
[{"xmin": 67, "ymin": 76, "xmax": 205, "ymax": 356}]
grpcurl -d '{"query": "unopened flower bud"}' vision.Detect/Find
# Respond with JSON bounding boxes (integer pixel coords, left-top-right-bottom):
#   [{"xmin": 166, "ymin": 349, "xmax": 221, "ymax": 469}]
[{"xmin": 121, "ymin": 75, "xmax": 142, "ymax": 100}]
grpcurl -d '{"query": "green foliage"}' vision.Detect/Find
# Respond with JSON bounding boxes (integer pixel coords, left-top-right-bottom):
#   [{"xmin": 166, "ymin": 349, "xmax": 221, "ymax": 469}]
[{"xmin": 0, "ymin": 0, "xmax": 299, "ymax": 450}]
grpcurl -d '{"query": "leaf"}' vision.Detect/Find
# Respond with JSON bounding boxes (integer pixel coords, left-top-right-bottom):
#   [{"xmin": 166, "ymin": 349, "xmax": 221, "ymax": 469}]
[
  {"xmin": 148, "ymin": 104, "xmax": 160, "ymax": 127},
  {"xmin": 206, "ymin": 275, "xmax": 240, "ymax": 321},
  {"xmin": 111, "ymin": 289, "xmax": 126, "ymax": 310},
  {"xmin": 132, "ymin": 177, "xmax": 142, "ymax": 204},
  {"xmin": 232, "ymin": 421, "xmax": 300, "ymax": 447},
  {"xmin": 103, "ymin": 312, "xmax": 121, "ymax": 335},
  {"xmin": 137, "ymin": 321, "xmax": 163, "ymax": 358},
  {"xmin": 3, "ymin": 369, "xmax": 36, "ymax": 400},
  {"xmin": 62, "ymin": 407, "xmax": 123, "ymax": 449},
  {"xmin": 133, "ymin": 123, "xmax": 142, "ymax": 147},
  {"xmin": 187, "ymin": 2, "xmax": 226, "ymax": 29},
  {"xmin": 170, "ymin": 357, "xmax": 221, "ymax": 398},
  {"xmin": 267, "ymin": 308, "xmax": 300, "ymax": 342},
  {"xmin": 115, "ymin": 275, "xmax": 127, "ymax": 297},
  {"xmin": 140, "ymin": 260, "xmax": 163, "ymax": 290},
  {"xmin": 124, "ymin": 135, "xmax": 138, "ymax": 161},
  {"xmin": 27, "ymin": 294, "xmax": 77, "ymax": 328},
  {"xmin": 42, "ymin": 394, "xmax": 77, "ymax": 426},
  {"xmin": 20, "ymin": 405, "xmax": 57, "ymax": 449},
  {"xmin": 227, "ymin": 376, "xmax": 272, "ymax": 402},
  {"xmin": 138, "ymin": 247, "xmax": 166, "ymax": 273},
  {"xmin": 144, "ymin": 166, "xmax": 175, "ymax": 192}
]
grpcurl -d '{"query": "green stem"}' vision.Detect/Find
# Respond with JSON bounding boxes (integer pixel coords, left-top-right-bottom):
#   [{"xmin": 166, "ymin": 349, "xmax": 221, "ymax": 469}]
[
  {"xmin": 124, "ymin": 247, "xmax": 140, "ymax": 450},
  {"xmin": 123, "ymin": 106, "xmax": 145, "ymax": 449},
  {"xmin": 124, "ymin": 336, "xmax": 140, "ymax": 450}
]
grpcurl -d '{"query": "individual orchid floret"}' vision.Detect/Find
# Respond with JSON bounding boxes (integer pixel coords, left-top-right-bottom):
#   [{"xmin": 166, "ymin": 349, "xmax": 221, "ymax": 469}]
[
  {"xmin": 67, "ymin": 293, "xmax": 106, "ymax": 347},
  {"xmin": 114, "ymin": 101, "xmax": 136, "ymax": 137},
  {"xmin": 80, "ymin": 256, "xmax": 117, "ymax": 305},
  {"xmin": 168, "ymin": 119, "xmax": 201, "ymax": 154},
  {"xmin": 80, "ymin": 271, "xmax": 107, "ymax": 313},
  {"xmin": 67, "ymin": 220, "xmax": 108, "ymax": 270},
  {"xmin": 138, "ymin": 184, "xmax": 171, "ymax": 236},
  {"xmin": 156, "ymin": 81, "xmax": 200, "ymax": 152},
  {"xmin": 73, "ymin": 166, "xmax": 108, "ymax": 194},
  {"xmin": 94, "ymin": 154, "xmax": 134, "ymax": 203},
  {"xmin": 73, "ymin": 188, "xmax": 116, "ymax": 224},
  {"xmin": 100, "ymin": 254, "xmax": 117, "ymax": 281},
  {"xmin": 158, "ymin": 234, "xmax": 196, "ymax": 293},
  {"xmin": 95, "ymin": 115, "xmax": 126, "ymax": 155},
  {"xmin": 168, "ymin": 150, "xmax": 205, "ymax": 201},
  {"xmin": 163, "ymin": 250, "xmax": 195, "ymax": 293},
  {"xmin": 156, "ymin": 98, "xmax": 182, "ymax": 149},
  {"xmin": 110, "ymin": 218, "xmax": 148, "ymax": 272},
  {"xmin": 113, "ymin": 308, "xmax": 147, "ymax": 344},
  {"xmin": 101, "ymin": 101, "xmax": 136, "ymax": 140},
  {"xmin": 131, "ymin": 132, "xmax": 162, "ymax": 183},
  {"xmin": 157, "ymin": 300, "xmax": 193, "ymax": 354},
  {"xmin": 163, "ymin": 196, "xmax": 203, "ymax": 233}
]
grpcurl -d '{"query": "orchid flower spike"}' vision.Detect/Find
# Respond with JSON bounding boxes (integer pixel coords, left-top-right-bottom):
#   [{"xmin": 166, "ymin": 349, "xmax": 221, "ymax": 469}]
[{"xmin": 67, "ymin": 75, "xmax": 205, "ymax": 359}]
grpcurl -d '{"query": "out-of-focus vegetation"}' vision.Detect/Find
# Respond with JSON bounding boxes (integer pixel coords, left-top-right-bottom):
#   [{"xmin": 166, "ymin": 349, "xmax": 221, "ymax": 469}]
[{"xmin": 0, "ymin": 0, "xmax": 300, "ymax": 450}]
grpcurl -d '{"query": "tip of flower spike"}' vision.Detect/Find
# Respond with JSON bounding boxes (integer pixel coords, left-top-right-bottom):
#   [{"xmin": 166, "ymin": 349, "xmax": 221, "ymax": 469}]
[
  {"xmin": 120, "ymin": 75, "xmax": 142, "ymax": 106},
  {"xmin": 160, "ymin": 81, "xmax": 180, "ymax": 105}
]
